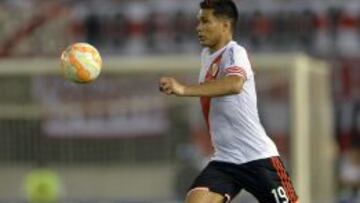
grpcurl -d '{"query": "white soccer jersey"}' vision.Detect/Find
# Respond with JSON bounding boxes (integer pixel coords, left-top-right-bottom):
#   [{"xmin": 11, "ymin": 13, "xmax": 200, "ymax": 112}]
[{"xmin": 199, "ymin": 41, "xmax": 279, "ymax": 164}]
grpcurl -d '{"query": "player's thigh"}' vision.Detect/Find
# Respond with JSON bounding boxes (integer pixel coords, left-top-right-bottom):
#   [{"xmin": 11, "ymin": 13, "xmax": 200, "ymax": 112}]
[
  {"xmin": 185, "ymin": 189, "xmax": 226, "ymax": 203},
  {"xmin": 187, "ymin": 161, "xmax": 241, "ymax": 203},
  {"xmin": 243, "ymin": 157, "xmax": 299, "ymax": 203}
]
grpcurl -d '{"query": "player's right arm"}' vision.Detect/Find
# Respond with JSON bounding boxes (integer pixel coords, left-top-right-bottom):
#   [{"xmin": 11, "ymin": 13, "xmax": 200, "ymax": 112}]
[{"xmin": 159, "ymin": 75, "xmax": 244, "ymax": 97}]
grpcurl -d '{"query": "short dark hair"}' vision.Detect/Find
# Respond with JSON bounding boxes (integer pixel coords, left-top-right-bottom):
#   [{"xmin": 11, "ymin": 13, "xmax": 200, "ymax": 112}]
[{"xmin": 200, "ymin": 0, "xmax": 239, "ymax": 32}]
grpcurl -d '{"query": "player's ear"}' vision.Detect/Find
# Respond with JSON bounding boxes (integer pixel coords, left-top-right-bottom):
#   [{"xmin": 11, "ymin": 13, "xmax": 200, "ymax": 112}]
[
  {"xmin": 222, "ymin": 19, "xmax": 231, "ymax": 32},
  {"xmin": 221, "ymin": 19, "xmax": 231, "ymax": 30}
]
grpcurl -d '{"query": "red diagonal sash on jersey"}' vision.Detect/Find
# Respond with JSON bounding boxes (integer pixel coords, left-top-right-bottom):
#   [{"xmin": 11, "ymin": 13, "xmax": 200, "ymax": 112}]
[{"xmin": 200, "ymin": 51, "xmax": 225, "ymax": 130}]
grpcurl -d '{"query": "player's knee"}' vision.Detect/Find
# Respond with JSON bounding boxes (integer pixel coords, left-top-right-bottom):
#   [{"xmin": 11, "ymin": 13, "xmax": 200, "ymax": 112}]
[{"xmin": 185, "ymin": 188, "xmax": 226, "ymax": 203}]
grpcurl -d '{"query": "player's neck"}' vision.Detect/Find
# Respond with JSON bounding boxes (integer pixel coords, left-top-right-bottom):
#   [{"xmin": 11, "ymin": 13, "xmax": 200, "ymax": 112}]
[{"xmin": 209, "ymin": 36, "xmax": 232, "ymax": 54}]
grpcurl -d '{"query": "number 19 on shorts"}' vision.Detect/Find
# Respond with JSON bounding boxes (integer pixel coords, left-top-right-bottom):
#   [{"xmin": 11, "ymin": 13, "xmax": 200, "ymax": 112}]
[{"xmin": 271, "ymin": 186, "xmax": 289, "ymax": 203}]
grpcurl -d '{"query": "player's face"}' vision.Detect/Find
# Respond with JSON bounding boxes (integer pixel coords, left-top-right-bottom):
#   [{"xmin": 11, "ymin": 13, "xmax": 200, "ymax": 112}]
[{"xmin": 196, "ymin": 9, "xmax": 225, "ymax": 49}]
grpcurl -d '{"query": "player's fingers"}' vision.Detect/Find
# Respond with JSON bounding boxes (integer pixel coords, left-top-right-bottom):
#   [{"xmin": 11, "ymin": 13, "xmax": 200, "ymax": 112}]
[
  {"xmin": 162, "ymin": 83, "xmax": 172, "ymax": 90},
  {"xmin": 159, "ymin": 85, "xmax": 164, "ymax": 92},
  {"xmin": 161, "ymin": 86, "xmax": 172, "ymax": 94},
  {"xmin": 165, "ymin": 89, "xmax": 173, "ymax": 95},
  {"xmin": 159, "ymin": 78, "xmax": 174, "ymax": 95},
  {"xmin": 159, "ymin": 80, "xmax": 166, "ymax": 85},
  {"xmin": 159, "ymin": 85, "xmax": 171, "ymax": 95},
  {"xmin": 160, "ymin": 77, "xmax": 170, "ymax": 85},
  {"xmin": 159, "ymin": 80, "xmax": 169, "ymax": 92}
]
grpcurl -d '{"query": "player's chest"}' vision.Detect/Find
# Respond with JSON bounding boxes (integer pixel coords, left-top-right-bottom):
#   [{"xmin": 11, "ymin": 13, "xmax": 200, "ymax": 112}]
[{"xmin": 199, "ymin": 54, "xmax": 224, "ymax": 83}]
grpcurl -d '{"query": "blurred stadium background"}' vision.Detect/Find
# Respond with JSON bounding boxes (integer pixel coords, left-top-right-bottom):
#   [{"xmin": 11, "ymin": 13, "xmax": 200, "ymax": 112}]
[{"xmin": 0, "ymin": 0, "xmax": 359, "ymax": 203}]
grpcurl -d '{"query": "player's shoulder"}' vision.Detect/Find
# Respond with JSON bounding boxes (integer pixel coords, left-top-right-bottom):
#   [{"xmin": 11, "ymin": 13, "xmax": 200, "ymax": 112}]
[{"xmin": 225, "ymin": 41, "xmax": 247, "ymax": 55}]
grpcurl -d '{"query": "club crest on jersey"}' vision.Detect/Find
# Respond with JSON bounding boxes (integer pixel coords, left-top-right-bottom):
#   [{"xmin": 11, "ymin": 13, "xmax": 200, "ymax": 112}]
[{"xmin": 210, "ymin": 63, "xmax": 219, "ymax": 77}]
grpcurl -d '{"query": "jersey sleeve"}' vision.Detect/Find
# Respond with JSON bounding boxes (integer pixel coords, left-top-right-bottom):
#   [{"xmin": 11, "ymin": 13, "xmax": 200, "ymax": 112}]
[{"xmin": 220, "ymin": 46, "xmax": 253, "ymax": 81}]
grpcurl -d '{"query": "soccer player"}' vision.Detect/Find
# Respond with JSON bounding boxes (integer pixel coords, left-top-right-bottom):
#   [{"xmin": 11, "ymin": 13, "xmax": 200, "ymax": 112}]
[{"xmin": 159, "ymin": 0, "xmax": 299, "ymax": 203}]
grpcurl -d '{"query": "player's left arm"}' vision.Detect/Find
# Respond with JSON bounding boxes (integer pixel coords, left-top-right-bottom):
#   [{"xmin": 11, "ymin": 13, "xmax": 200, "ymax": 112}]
[{"xmin": 159, "ymin": 75, "xmax": 245, "ymax": 97}]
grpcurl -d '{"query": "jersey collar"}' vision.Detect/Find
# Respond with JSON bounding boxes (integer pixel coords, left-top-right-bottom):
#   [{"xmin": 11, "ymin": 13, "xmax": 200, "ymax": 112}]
[{"xmin": 208, "ymin": 40, "xmax": 234, "ymax": 58}]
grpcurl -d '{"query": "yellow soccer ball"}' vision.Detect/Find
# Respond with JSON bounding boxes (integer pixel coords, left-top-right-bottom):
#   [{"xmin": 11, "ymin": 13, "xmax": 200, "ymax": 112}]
[{"xmin": 60, "ymin": 43, "xmax": 102, "ymax": 83}]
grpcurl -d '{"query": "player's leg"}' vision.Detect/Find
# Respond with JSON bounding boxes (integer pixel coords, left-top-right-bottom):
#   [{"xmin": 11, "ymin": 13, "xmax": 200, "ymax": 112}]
[
  {"xmin": 185, "ymin": 188, "xmax": 226, "ymax": 203},
  {"xmin": 186, "ymin": 161, "xmax": 242, "ymax": 203}
]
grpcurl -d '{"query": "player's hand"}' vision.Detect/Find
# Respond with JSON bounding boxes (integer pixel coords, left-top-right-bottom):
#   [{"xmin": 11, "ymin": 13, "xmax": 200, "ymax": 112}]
[{"xmin": 159, "ymin": 77, "xmax": 185, "ymax": 96}]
